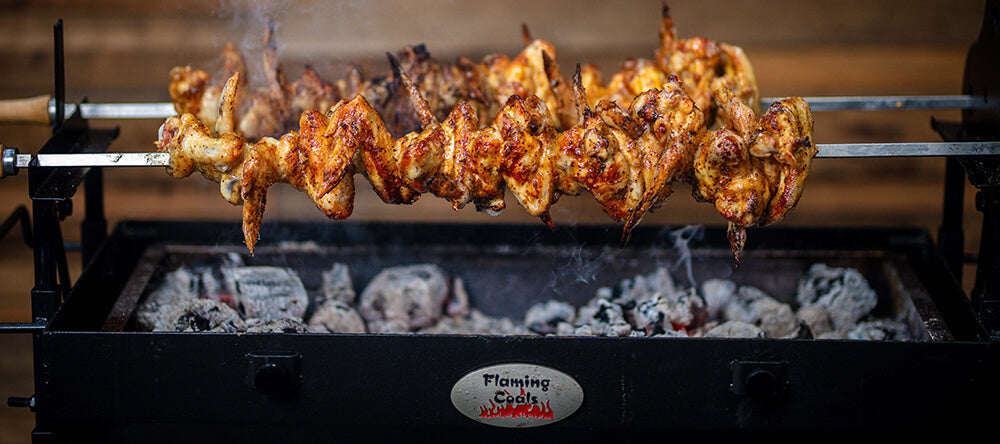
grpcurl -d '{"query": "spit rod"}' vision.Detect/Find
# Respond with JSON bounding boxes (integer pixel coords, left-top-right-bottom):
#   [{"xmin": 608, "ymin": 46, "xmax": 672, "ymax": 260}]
[
  {"xmin": 0, "ymin": 95, "xmax": 987, "ymax": 124},
  {"xmin": 4, "ymin": 142, "xmax": 1000, "ymax": 178}
]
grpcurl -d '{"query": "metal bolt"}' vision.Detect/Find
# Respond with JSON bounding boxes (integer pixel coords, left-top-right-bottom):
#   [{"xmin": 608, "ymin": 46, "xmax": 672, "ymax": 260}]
[
  {"xmin": 1, "ymin": 146, "xmax": 18, "ymax": 178},
  {"xmin": 7, "ymin": 396, "xmax": 35, "ymax": 411}
]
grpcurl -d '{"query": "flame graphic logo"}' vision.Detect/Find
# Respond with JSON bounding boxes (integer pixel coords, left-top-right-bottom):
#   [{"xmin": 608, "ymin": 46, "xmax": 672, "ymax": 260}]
[{"xmin": 478, "ymin": 388, "xmax": 554, "ymax": 419}]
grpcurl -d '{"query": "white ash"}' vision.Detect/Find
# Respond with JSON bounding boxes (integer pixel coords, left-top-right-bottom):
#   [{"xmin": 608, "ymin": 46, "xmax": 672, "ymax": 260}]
[
  {"xmin": 846, "ymin": 319, "xmax": 911, "ymax": 341},
  {"xmin": 222, "ymin": 267, "xmax": 308, "ymax": 322},
  {"xmin": 308, "ymin": 300, "xmax": 367, "ymax": 333},
  {"xmin": 653, "ymin": 328, "xmax": 690, "ymax": 338},
  {"xmin": 155, "ymin": 299, "xmax": 245, "ymax": 333},
  {"xmin": 359, "ymin": 264, "xmax": 450, "ymax": 330},
  {"xmin": 143, "ymin": 266, "xmax": 198, "ymax": 307},
  {"xmin": 796, "ymin": 304, "xmax": 834, "ymax": 337},
  {"xmin": 704, "ymin": 321, "xmax": 765, "ymax": 338},
  {"xmin": 616, "ymin": 267, "xmax": 679, "ymax": 305},
  {"xmin": 245, "ymin": 317, "xmax": 310, "ymax": 333},
  {"xmin": 603, "ymin": 321, "xmax": 635, "ymax": 337},
  {"xmin": 417, "ymin": 310, "xmax": 531, "ymax": 335},
  {"xmin": 446, "ymin": 276, "xmax": 471, "ymax": 318},
  {"xmin": 701, "ymin": 279, "xmax": 737, "ymax": 320},
  {"xmin": 524, "ymin": 300, "xmax": 576, "ymax": 334},
  {"xmin": 320, "ymin": 263, "xmax": 356, "ymax": 305},
  {"xmin": 748, "ymin": 297, "xmax": 798, "ymax": 338},
  {"xmin": 721, "ymin": 285, "xmax": 769, "ymax": 324},
  {"xmin": 578, "ymin": 298, "xmax": 626, "ymax": 330},
  {"xmin": 797, "ymin": 264, "xmax": 878, "ymax": 331},
  {"xmin": 366, "ymin": 319, "xmax": 412, "ymax": 334},
  {"xmin": 141, "ymin": 258, "xmax": 911, "ymax": 341}
]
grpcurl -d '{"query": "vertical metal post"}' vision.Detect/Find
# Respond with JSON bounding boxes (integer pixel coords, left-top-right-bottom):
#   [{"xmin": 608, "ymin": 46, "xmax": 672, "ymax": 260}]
[
  {"xmin": 53, "ymin": 20, "xmax": 64, "ymax": 131},
  {"xmin": 938, "ymin": 156, "xmax": 966, "ymax": 281},
  {"xmin": 81, "ymin": 168, "xmax": 106, "ymax": 267},
  {"xmin": 972, "ymin": 190, "xmax": 1000, "ymax": 336}
]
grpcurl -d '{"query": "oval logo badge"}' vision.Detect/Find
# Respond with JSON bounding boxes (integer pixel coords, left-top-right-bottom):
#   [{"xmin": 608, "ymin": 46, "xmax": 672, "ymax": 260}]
[{"xmin": 451, "ymin": 363, "xmax": 583, "ymax": 428}]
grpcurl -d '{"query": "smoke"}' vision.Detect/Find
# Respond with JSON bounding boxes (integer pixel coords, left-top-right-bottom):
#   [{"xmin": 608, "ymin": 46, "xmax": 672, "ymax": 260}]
[
  {"xmin": 213, "ymin": 0, "xmax": 290, "ymax": 86},
  {"xmin": 668, "ymin": 225, "xmax": 704, "ymax": 289}
]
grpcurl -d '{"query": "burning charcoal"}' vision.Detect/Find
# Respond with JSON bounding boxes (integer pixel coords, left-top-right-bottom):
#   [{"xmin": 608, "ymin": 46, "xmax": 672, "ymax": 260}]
[
  {"xmin": 367, "ymin": 319, "xmax": 411, "ymax": 334},
  {"xmin": 632, "ymin": 295, "xmax": 669, "ymax": 334},
  {"xmin": 446, "ymin": 276, "xmax": 470, "ymax": 318},
  {"xmin": 797, "ymin": 264, "xmax": 878, "ymax": 330},
  {"xmin": 223, "ymin": 267, "xmax": 309, "ymax": 322},
  {"xmin": 652, "ymin": 328, "xmax": 688, "ymax": 338},
  {"xmin": 748, "ymin": 297, "xmax": 797, "ymax": 338},
  {"xmin": 320, "ymin": 263, "xmax": 356, "ymax": 305},
  {"xmin": 146, "ymin": 266, "xmax": 198, "ymax": 306},
  {"xmin": 616, "ymin": 268, "xmax": 679, "ymax": 305},
  {"xmin": 524, "ymin": 300, "xmax": 576, "ymax": 334},
  {"xmin": 719, "ymin": 285, "xmax": 769, "ymax": 324},
  {"xmin": 171, "ymin": 299, "xmax": 245, "ymax": 333},
  {"xmin": 555, "ymin": 322, "xmax": 577, "ymax": 336},
  {"xmin": 781, "ymin": 321, "xmax": 814, "ymax": 339},
  {"xmin": 816, "ymin": 330, "xmax": 848, "ymax": 340},
  {"xmin": 578, "ymin": 298, "xmax": 625, "ymax": 330},
  {"xmin": 245, "ymin": 317, "xmax": 310, "ymax": 333},
  {"xmin": 308, "ymin": 300, "xmax": 367, "ymax": 333},
  {"xmin": 603, "ymin": 321, "xmax": 634, "ymax": 337},
  {"xmin": 796, "ymin": 304, "xmax": 834, "ymax": 337},
  {"xmin": 701, "ymin": 278, "xmax": 737, "ymax": 320},
  {"xmin": 704, "ymin": 321, "xmax": 765, "ymax": 338},
  {"xmin": 420, "ymin": 310, "xmax": 530, "ymax": 335},
  {"xmin": 847, "ymin": 319, "xmax": 911, "ymax": 341},
  {"xmin": 632, "ymin": 289, "xmax": 708, "ymax": 335},
  {"xmin": 358, "ymin": 264, "xmax": 449, "ymax": 330}
]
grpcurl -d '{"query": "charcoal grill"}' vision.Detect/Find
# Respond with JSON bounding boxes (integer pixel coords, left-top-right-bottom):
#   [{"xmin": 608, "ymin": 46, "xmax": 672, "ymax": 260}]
[{"xmin": 2, "ymin": 3, "xmax": 1000, "ymax": 442}]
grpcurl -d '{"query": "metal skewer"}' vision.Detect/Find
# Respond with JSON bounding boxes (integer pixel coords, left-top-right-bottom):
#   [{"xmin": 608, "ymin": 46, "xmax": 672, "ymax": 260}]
[
  {"xmin": 4, "ymin": 142, "xmax": 999, "ymax": 178},
  {"xmin": 0, "ymin": 94, "xmax": 986, "ymax": 125},
  {"xmin": 60, "ymin": 95, "xmax": 984, "ymax": 120},
  {"xmin": 760, "ymin": 95, "xmax": 981, "ymax": 111}
]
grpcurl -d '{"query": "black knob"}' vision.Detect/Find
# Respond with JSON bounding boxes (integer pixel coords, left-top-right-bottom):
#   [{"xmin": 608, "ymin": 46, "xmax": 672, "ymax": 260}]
[
  {"xmin": 253, "ymin": 363, "xmax": 292, "ymax": 396},
  {"xmin": 743, "ymin": 369, "xmax": 779, "ymax": 399}
]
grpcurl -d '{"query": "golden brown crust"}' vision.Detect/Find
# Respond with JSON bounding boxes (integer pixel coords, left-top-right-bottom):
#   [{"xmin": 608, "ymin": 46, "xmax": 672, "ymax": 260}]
[
  {"xmin": 156, "ymin": 67, "xmax": 726, "ymax": 254},
  {"xmin": 693, "ymin": 87, "xmax": 815, "ymax": 264},
  {"xmin": 167, "ymin": 2, "xmax": 759, "ymax": 141}
]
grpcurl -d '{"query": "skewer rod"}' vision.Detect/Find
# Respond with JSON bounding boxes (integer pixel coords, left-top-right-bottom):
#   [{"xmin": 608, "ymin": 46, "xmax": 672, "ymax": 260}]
[
  {"xmin": 761, "ymin": 95, "xmax": 980, "ymax": 111},
  {"xmin": 3, "ymin": 142, "xmax": 998, "ymax": 178}
]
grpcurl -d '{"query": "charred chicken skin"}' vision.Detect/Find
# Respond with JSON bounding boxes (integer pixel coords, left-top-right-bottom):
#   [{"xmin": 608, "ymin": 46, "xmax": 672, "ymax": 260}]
[
  {"xmin": 159, "ymin": 3, "xmax": 809, "ymax": 261},
  {"xmin": 168, "ymin": 2, "xmax": 758, "ymax": 140},
  {"xmin": 157, "ymin": 64, "xmax": 711, "ymax": 255},
  {"xmin": 693, "ymin": 87, "xmax": 815, "ymax": 264}
]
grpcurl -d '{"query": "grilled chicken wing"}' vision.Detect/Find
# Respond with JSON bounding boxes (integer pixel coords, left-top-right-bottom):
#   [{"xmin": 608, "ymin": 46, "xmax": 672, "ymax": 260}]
[
  {"xmin": 168, "ymin": 3, "xmax": 758, "ymax": 141},
  {"xmin": 157, "ymin": 60, "xmax": 720, "ymax": 254},
  {"xmin": 693, "ymin": 87, "xmax": 815, "ymax": 264}
]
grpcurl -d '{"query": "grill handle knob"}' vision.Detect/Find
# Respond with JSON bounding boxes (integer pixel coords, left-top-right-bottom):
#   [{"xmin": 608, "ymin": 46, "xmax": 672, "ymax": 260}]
[
  {"xmin": 246, "ymin": 352, "xmax": 302, "ymax": 398},
  {"xmin": 254, "ymin": 363, "xmax": 291, "ymax": 396},
  {"xmin": 730, "ymin": 360, "xmax": 789, "ymax": 400}
]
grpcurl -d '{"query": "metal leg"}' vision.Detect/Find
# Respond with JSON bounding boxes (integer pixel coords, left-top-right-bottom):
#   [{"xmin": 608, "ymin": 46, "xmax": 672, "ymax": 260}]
[
  {"xmin": 972, "ymin": 189, "xmax": 1000, "ymax": 338},
  {"xmin": 938, "ymin": 156, "xmax": 966, "ymax": 281}
]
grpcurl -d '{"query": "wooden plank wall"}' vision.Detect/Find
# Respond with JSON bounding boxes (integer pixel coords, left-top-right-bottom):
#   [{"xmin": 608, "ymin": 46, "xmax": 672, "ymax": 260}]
[{"xmin": 0, "ymin": 1, "xmax": 989, "ymax": 441}]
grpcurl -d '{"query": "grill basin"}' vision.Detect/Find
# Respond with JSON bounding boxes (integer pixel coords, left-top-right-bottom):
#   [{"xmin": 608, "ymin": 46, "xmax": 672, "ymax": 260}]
[{"xmin": 38, "ymin": 221, "xmax": 993, "ymax": 440}]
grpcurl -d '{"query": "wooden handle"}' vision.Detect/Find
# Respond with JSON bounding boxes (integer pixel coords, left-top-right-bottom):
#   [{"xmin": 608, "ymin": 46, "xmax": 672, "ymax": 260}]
[{"xmin": 0, "ymin": 94, "xmax": 52, "ymax": 124}]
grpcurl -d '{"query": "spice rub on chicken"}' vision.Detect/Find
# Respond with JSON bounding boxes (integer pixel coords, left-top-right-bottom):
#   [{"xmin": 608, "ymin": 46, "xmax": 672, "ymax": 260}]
[
  {"xmin": 693, "ymin": 87, "xmax": 816, "ymax": 264},
  {"xmin": 167, "ymin": 2, "xmax": 759, "ymax": 141},
  {"xmin": 157, "ymin": 62, "xmax": 711, "ymax": 255}
]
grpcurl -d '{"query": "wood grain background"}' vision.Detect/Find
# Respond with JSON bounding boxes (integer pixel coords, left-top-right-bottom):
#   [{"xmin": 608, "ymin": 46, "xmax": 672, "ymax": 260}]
[{"xmin": 0, "ymin": 1, "xmax": 989, "ymax": 441}]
